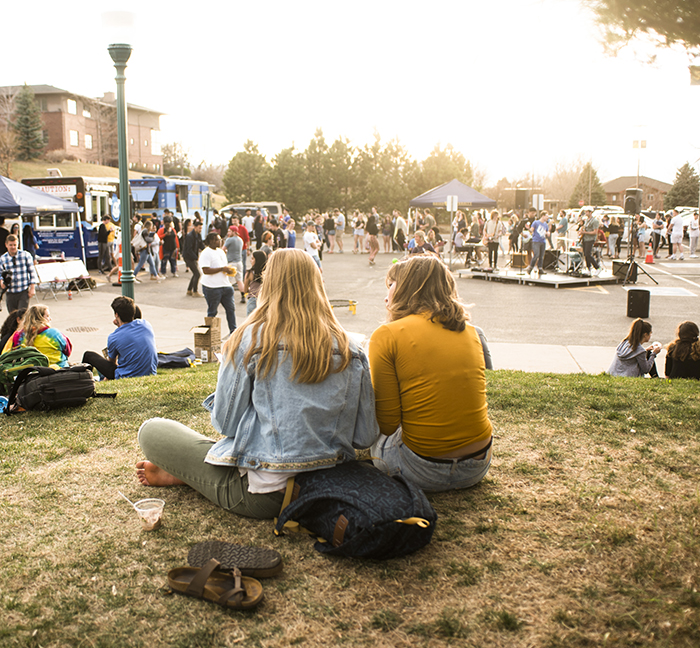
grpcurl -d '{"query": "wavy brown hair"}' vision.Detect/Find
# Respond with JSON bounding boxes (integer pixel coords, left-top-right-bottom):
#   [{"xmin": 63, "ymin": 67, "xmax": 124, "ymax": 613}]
[
  {"xmin": 225, "ymin": 248, "xmax": 351, "ymax": 383},
  {"xmin": 667, "ymin": 321, "xmax": 700, "ymax": 362},
  {"xmin": 385, "ymin": 255, "xmax": 469, "ymax": 331}
]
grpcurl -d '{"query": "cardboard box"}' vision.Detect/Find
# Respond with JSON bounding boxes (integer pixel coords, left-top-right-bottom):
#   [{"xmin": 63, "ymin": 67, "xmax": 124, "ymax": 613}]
[{"xmin": 190, "ymin": 317, "xmax": 221, "ymax": 362}]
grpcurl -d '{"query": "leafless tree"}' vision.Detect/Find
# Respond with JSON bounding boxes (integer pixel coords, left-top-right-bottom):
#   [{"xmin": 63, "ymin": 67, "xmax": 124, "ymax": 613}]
[
  {"xmin": 0, "ymin": 87, "xmax": 18, "ymax": 131},
  {"xmin": 542, "ymin": 158, "xmax": 586, "ymax": 205}
]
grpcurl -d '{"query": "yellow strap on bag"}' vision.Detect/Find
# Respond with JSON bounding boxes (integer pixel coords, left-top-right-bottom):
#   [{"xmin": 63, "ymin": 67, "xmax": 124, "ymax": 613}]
[{"xmin": 394, "ymin": 517, "xmax": 431, "ymax": 528}]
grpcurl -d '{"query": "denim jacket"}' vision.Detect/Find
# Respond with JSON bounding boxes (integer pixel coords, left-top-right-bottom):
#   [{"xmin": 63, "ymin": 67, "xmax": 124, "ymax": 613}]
[{"xmin": 204, "ymin": 327, "xmax": 379, "ymax": 472}]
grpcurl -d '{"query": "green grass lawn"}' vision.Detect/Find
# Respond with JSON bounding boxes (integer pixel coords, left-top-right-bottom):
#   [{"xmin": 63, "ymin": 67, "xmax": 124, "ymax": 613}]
[{"xmin": 1, "ymin": 366, "xmax": 699, "ymax": 647}]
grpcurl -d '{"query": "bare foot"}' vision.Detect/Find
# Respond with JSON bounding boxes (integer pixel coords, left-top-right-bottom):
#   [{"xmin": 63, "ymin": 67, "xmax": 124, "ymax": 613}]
[{"xmin": 136, "ymin": 460, "xmax": 186, "ymax": 487}]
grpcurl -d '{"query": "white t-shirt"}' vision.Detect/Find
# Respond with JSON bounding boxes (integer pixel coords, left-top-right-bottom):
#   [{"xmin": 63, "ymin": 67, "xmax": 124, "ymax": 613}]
[
  {"xmin": 241, "ymin": 215, "xmax": 255, "ymax": 233},
  {"xmin": 303, "ymin": 230, "xmax": 321, "ymax": 258},
  {"xmin": 199, "ymin": 246, "xmax": 232, "ymax": 288},
  {"xmin": 670, "ymin": 215, "xmax": 684, "ymax": 238}
]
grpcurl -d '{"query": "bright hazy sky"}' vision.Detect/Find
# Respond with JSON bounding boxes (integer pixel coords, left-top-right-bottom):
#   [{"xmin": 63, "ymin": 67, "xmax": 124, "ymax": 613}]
[{"xmin": 5, "ymin": 0, "xmax": 700, "ymax": 186}]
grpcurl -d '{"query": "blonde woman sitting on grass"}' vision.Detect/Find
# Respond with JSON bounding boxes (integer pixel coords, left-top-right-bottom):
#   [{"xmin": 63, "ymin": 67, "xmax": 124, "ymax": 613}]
[
  {"xmin": 2, "ymin": 304, "xmax": 71, "ymax": 368},
  {"xmin": 136, "ymin": 248, "xmax": 379, "ymax": 519}
]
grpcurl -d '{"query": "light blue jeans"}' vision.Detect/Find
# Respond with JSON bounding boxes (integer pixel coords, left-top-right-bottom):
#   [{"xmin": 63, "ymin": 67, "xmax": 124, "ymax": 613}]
[
  {"xmin": 134, "ymin": 248, "xmax": 158, "ymax": 277},
  {"xmin": 371, "ymin": 431, "xmax": 492, "ymax": 493}
]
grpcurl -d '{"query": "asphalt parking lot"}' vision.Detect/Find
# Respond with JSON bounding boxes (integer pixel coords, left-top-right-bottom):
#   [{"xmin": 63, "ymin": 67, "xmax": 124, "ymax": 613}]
[{"xmin": 29, "ymin": 245, "xmax": 700, "ymax": 375}]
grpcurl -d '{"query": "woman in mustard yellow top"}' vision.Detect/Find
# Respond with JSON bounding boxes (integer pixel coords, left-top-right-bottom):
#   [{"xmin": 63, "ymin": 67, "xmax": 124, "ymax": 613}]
[{"xmin": 369, "ymin": 255, "xmax": 493, "ymax": 492}]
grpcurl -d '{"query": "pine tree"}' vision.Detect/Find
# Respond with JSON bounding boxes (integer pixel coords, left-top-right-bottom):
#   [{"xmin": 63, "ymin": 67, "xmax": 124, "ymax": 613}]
[
  {"xmin": 663, "ymin": 163, "xmax": 699, "ymax": 210},
  {"xmin": 569, "ymin": 162, "xmax": 606, "ymax": 208},
  {"xmin": 12, "ymin": 84, "xmax": 45, "ymax": 160}
]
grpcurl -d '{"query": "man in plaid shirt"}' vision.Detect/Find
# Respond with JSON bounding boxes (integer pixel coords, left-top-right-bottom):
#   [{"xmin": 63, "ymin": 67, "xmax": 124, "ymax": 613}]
[{"xmin": 0, "ymin": 235, "xmax": 38, "ymax": 312}]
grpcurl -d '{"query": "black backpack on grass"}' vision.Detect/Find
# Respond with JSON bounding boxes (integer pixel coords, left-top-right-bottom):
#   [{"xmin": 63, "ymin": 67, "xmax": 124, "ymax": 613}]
[
  {"xmin": 6, "ymin": 364, "xmax": 116, "ymax": 414},
  {"xmin": 274, "ymin": 461, "xmax": 437, "ymax": 560}
]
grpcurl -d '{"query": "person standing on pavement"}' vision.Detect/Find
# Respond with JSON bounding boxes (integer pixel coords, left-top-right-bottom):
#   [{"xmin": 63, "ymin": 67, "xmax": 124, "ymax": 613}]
[
  {"xmin": 158, "ymin": 216, "xmax": 180, "ymax": 277},
  {"xmin": 334, "ymin": 209, "xmax": 345, "ymax": 253},
  {"xmin": 200, "ymin": 232, "xmax": 237, "ymax": 338},
  {"xmin": 183, "ymin": 221, "xmax": 205, "ymax": 296},
  {"xmin": 689, "ymin": 211, "xmax": 699, "ymax": 258},
  {"xmin": 669, "ymin": 209, "xmax": 685, "ymax": 260},
  {"xmin": 651, "ymin": 212, "xmax": 665, "ymax": 258},
  {"xmin": 97, "ymin": 215, "xmax": 115, "ymax": 274},
  {"xmin": 0, "ymin": 235, "xmax": 38, "ymax": 312},
  {"xmin": 366, "ymin": 208, "xmax": 380, "ymax": 265},
  {"xmin": 223, "ymin": 226, "xmax": 245, "ymax": 297},
  {"xmin": 526, "ymin": 211, "xmax": 549, "ymax": 275}
]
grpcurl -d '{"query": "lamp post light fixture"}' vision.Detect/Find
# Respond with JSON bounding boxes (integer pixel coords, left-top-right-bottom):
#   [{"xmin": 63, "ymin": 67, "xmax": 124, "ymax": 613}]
[{"xmin": 108, "ymin": 42, "xmax": 135, "ymax": 299}]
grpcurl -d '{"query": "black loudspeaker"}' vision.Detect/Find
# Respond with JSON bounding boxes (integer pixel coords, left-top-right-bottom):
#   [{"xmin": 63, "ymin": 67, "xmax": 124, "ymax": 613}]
[
  {"xmin": 511, "ymin": 253, "xmax": 527, "ymax": 269},
  {"xmin": 544, "ymin": 249, "xmax": 559, "ymax": 270},
  {"xmin": 624, "ymin": 188, "xmax": 643, "ymax": 214},
  {"xmin": 515, "ymin": 189, "xmax": 529, "ymax": 210},
  {"xmin": 613, "ymin": 261, "xmax": 637, "ymax": 282},
  {"xmin": 627, "ymin": 289, "xmax": 650, "ymax": 318}
]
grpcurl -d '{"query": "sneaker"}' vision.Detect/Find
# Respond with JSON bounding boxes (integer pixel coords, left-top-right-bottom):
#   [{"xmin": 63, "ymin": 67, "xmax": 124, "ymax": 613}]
[
  {"xmin": 679, "ymin": 255, "xmax": 684, "ymax": 260},
  {"xmin": 172, "ymin": 273, "xmax": 179, "ymax": 277},
  {"xmin": 186, "ymin": 290, "xmax": 193, "ymax": 296},
  {"xmin": 191, "ymin": 291, "xmax": 203, "ymax": 298},
  {"xmin": 691, "ymin": 254, "xmax": 698, "ymax": 258}
]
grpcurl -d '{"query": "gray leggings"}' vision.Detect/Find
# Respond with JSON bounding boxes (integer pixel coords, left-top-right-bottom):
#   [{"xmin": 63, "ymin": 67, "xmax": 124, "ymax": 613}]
[{"xmin": 138, "ymin": 418, "xmax": 284, "ymax": 519}]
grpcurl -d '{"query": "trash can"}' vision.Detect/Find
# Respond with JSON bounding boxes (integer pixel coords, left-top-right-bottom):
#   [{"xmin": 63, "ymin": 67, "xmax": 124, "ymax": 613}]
[{"xmin": 627, "ymin": 289, "xmax": 650, "ymax": 318}]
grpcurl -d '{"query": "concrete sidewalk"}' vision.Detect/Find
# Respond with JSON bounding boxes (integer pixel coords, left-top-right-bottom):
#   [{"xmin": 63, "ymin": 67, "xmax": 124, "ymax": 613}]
[{"xmin": 28, "ymin": 278, "xmax": 630, "ymax": 375}]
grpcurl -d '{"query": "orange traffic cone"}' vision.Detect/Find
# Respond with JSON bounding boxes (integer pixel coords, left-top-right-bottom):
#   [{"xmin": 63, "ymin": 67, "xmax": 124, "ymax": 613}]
[{"xmin": 645, "ymin": 241, "xmax": 654, "ymax": 264}]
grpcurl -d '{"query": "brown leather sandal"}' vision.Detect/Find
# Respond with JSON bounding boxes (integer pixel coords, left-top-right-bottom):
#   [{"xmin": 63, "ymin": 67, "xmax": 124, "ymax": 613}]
[{"xmin": 167, "ymin": 558, "xmax": 263, "ymax": 610}]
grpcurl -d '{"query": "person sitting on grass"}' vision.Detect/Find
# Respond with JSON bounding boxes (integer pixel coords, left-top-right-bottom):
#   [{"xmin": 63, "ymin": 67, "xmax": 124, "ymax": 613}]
[
  {"xmin": 135, "ymin": 248, "xmax": 379, "ymax": 520},
  {"xmin": 2, "ymin": 304, "xmax": 71, "ymax": 368},
  {"xmin": 369, "ymin": 255, "xmax": 493, "ymax": 492},
  {"xmin": 82, "ymin": 297, "xmax": 157, "ymax": 380},
  {"xmin": 665, "ymin": 321, "xmax": 700, "ymax": 380},
  {"xmin": 0, "ymin": 308, "xmax": 26, "ymax": 352},
  {"xmin": 607, "ymin": 318, "xmax": 660, "ymax": 378}
]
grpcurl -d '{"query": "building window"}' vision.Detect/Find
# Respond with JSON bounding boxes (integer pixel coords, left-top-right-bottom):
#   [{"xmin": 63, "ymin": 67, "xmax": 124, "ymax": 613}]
[
  {"xmin": 647, "ymin": 194, "xmax": 654, "ymax": 201},
  {"xmin": 85, "ymin": 134, "xmax": 93, "ymax": 150},
  {"xmin": 151, "ymin": 129, "xmax": 161, "ymax": 155},
  {"xmin": 39, "ymin": 98, "xmax": 48, "ymax": 111},
  {"xmin": 83, "ymin": 108, "xmax": 92, "ymax": 118},
  {"xmin": 67, "ymin": 99, "xmax": 77, "ymax": 115},
  {"xmin": 144, "ymin": 139, "xmax": 148, "ymax": 147},
  {"xmin": 130, "ymin": 138, "xmax": 134, "ymax": 145},
  {"xmin": 611, "ymin": 195, "xmax": 617, "ymax": 202},
  {"xmin": 69, "ymin": 130, "xmax": 79, "ymax": 147}
]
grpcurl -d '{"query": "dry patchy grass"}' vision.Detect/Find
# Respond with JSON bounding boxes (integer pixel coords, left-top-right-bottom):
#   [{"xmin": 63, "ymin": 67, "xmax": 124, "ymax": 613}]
[{"xmin": 1, "ymin": 367, "xmax": 699, "ymax": 647}]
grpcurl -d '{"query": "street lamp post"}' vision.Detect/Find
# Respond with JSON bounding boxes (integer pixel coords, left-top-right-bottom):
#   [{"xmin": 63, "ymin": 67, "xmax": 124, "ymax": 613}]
[{"xmin": 108, "ymin": 43, "xmax": 134, "ymax": 299}]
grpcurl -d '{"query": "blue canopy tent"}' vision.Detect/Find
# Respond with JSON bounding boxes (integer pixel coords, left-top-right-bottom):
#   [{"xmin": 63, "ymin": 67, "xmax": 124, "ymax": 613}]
[
  {"xmin": 409, "ymin": 179, "xmax": 496, "ymax": 265},
  {"xmin": 0, "ymin": 175, "xmax": 79, "ymax": 215},
  {"xmin": 409, "ymin": 178, "xmax": 496, "ymax": 210}
]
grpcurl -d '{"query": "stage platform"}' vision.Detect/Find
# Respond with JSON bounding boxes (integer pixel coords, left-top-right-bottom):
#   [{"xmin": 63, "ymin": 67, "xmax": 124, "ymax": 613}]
[{"xmin": 456, "ymin": 267, "xmax": 625, "ymax": 289}]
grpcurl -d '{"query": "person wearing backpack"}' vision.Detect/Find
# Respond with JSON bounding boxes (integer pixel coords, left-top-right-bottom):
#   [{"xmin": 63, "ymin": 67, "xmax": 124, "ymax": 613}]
[{"xmin": 136, "ymin": 248, "xmax": 379, "ymax": 519}]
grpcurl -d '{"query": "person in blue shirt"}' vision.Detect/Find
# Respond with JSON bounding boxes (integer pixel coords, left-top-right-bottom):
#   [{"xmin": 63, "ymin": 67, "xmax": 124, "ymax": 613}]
[
  {"xmin": 82, "ymin": 297, "xmax": 157, "ymax": 380},
  {"xmin": 526, "ymin": 211, "xmax": 549, "ymax": 275}
]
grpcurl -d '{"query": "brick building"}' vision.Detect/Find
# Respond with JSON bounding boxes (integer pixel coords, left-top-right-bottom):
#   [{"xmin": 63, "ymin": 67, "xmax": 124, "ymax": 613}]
[
  {"xmin": 602, "ymin": 175, "xmax": 672, "ymax": 212},
  {"xmin": 0, "ymin": 84, "xmax": 163, "ymax": 172}
]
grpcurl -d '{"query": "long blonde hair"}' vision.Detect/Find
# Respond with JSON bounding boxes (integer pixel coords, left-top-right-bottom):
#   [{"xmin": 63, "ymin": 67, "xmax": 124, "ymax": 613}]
[
  {"xmin": 225, "ymin": 248, "xmax": 351, "ymax": 383},
  {"xmin": 386, "ymin": 255, "xmax": 469, "ymax": 331},
  {"xmin": 20, "ymin": 305, "xmax": 51, "ymax": 347}
]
